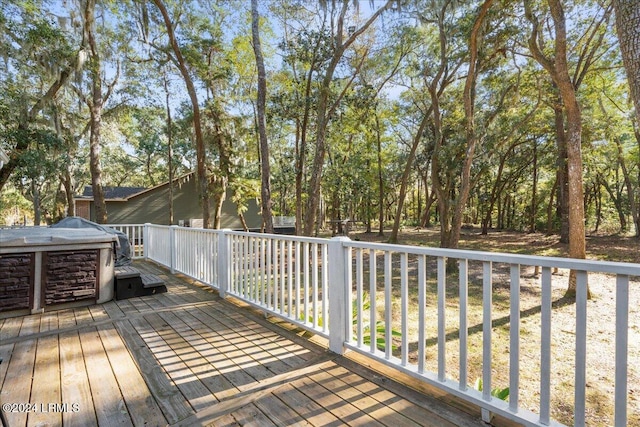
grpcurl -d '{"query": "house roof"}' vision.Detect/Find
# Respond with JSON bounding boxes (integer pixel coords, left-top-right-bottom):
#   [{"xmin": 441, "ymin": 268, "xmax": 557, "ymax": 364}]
[
  {"xmin": 75, "ymin": 173, "xmax": 195, "ymax": 202},
  {"xmin": 81, "ymin": 186, "xmax": 147, "ymax": 200}
]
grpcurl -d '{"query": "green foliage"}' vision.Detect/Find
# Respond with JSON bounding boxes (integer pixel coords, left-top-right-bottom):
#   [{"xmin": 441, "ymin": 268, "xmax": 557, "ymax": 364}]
[
  {"xmin": 299, "ymin": 292, "xmax": 401, "ymax": 352},
  {"xmin": 0, "ymin": 186, "xmax": 31, "ymax": 225},
  {"xmin": 473, "ymin": 378, "xmax": 510, "ymax": 401},
  {"xmin": 353, "ymin": 293, "xmax": 401, "ymax": 352},
  {"xmin": 0, "ymin": 0, "xmax": 635, "ymax": 238}
]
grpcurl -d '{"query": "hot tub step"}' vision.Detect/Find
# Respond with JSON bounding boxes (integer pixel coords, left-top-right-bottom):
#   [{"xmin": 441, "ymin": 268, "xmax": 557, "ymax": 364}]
[
  {"xmin": 114, "ymin": 266, "xmax": 141, "ymax": 279},
  {"xmin": 115, "ymin": 271, "xmax": 166, "ymax": 300},
  {"xmin": 141, "ymin": 274, "xmax": 166, "ymax": 290}
]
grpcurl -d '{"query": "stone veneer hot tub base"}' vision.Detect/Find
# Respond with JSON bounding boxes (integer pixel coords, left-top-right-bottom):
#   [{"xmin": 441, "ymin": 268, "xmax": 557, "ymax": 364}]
[{"xmin": 0, "ymin": 228, "xmax": 117, "ymax": 317}]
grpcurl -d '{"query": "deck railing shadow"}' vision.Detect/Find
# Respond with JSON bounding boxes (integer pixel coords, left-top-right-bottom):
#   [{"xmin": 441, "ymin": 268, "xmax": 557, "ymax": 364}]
[{"xmin": 109, "ymin": 223, "xmax": 638, "ymax": 427}]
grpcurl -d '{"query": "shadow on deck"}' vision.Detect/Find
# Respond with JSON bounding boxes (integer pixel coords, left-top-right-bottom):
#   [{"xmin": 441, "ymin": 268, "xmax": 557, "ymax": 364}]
[{"xmin": 0, "ymin": 260, "xmax": 490, "ymax": 427}]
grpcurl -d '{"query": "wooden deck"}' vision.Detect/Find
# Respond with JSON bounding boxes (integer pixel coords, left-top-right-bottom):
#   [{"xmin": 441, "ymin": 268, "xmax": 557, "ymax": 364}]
[{"xmin": 0, "ymin": 261, "xmax": 487, "ymax": 427}]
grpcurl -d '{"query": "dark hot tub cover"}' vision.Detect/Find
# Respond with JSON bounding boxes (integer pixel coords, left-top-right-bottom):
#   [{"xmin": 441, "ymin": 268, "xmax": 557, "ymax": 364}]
[{"xmin": 51, "ymin": 217, "xmax": 132, "ymax": 266}]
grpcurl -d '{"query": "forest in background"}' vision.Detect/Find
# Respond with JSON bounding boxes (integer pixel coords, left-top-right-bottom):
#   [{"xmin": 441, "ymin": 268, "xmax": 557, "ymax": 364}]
[{"xmin": 1, "ymin": 0, "xmax": 639, "ymax": 256}]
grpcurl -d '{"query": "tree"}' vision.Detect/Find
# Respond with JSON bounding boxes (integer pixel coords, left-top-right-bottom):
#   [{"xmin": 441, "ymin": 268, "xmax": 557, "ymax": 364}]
[
  {"xmin": 252, "ymin": 0, "xmax": 274, "ymax": 233},
  {"xmin": 0, "ymin": 3, "xmax": 85, "ymax": 191},
  {"xmin": 10, "ymin": 130, "xmax": 65, "ymax": 224},
  {"xmin": 152, "ymin": 0, "xmax": 211, "ymax": 228},
  {"xmin": 524, "ymin": 0, "xmax": 612, "ymax": 297},
  {"xmin": 613, "ymin": 0, "xmax": 640, "ymax": 130},
  {"xmin": 80, "ymin": 0, "xmax": 110, "ymax": 223},
  {"xmin": 274, "ymin": 17, "xmax": 331, "ymax": 234},
  {"xmin": 449, "ymin": 0, "xmax": 494, "ymax": 249},
  {"xmin": 403, "ymin": 0, "xmax": 463, "ymax": 247},
  {"xmin": 303, "ymin": 0, "xmax": 394, "ymax": 236},
  {"xmin": 163, "ymin": 72, "xmax": 175, "ymax": 225}
]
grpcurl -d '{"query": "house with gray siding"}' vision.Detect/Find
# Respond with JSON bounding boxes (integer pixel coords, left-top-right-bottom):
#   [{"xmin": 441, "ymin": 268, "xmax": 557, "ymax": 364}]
[{"xmin": 74, "ymin": 173, "xmax": 262, "ymax": 229}]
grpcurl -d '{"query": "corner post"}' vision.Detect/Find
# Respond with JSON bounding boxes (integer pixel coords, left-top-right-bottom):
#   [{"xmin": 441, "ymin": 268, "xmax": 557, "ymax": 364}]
[
  {"xmin": 170, "ymin": 225, "xmax": 178, "ymax": 274},
  {"xmin": 217, "ymin": 229, "xmax": 232, "ymax": 298},
  {"xmin": 143, "ymin": 223, "xmax": 150, "ymax": 259},
  {"xmin": 328, "ymin": 236, "xmax": 351, "ymax": 354}
]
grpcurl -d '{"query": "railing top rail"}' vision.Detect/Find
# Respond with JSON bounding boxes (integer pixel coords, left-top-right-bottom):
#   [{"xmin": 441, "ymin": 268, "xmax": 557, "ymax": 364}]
[
  {"xmin": 344, "ymin": 239, "xmax": 640, "ymax": 276},
  {"xmin": 145, "ymin": 224, "xmax": 173, "ymax": 229},
  {"xmin": 122, "ymin": 223, "xmax": 640, "ymax": 276},
  {"xmin": 225, "ymin": 230, "xmax": 329, "ymax": 244}
]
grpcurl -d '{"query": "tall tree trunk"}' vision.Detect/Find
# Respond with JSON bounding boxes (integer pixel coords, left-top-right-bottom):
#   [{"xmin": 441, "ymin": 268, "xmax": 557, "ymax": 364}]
[
  {"xmin": 295, "ymin": 119, "xmax": 305, "ymax": 235},
  {"xmin": 294, "ymin": 62, "xmax": 317, "ymax": 235},
  {"xmin": 449, "ymin": 0, "xmax": 494, "ymax": 249},
  {"xmin": 613, "ymin": 0, "xmax": 640, "ymax": 130},
  {"xmin": 303, "ymin": 1, "xmax": 393, "ymax": 236},
  {"xmin": 376, "ymin": 114, "xmax": 385, "ymax": 237},
  {"xmin": 525, "ymin": 0, "xmax": 589, "ymax": 298},
  {"xmin": 62, "ymin": 170, "xmax": 75, "ymax": 217},
  {"xmin": 252, "ymin": 0, "xmax": 274, "ymax": 234},
  {"xmin": 549, "ymin": 0, "xmax": 587, "ymax": 297},
  {"xmin": 525, "ymin": 0, "xmax": 590, "ymax": 296},
  {"xmin": 84, "ymin": 0, "xmax": 107, "ymax": 224},
  {"xmin": 153, "ymin": 0, "xmax": 210, "ymax": 228},
  {"xmin": 31, "ymin": 180, "xmax": 41, "ymax": 226},
  {"xmin": 553, "ymin": 96, "xmax": 570, "ymax": 242},
  {"xmin": 389, "ymin": 113, "xmax": 431, "ymax": 243},
  {"xmin": 207, "ymin": 106, "xmax": 231, "ymax": 229},
  {"xmin": 164, "ymin": 73, "xmax": 174, "ymax": 225},
  {"xmin": 613, "ymin": 0, "xmax": 640, "ymax": 236},
  {"xmin": 426, "ymin": 0, "xmax": 456, "ymax": 248},
  {"xmin": 431, "ymin": 81, "xmax": 450, "ymax": 248},
  {"xmin": 529, "ymin": 138, "xmax": 538, "ymax": 233},
  {"xmin": 89, "ymin": 99, "xmax": 106, "ymax": 223}
]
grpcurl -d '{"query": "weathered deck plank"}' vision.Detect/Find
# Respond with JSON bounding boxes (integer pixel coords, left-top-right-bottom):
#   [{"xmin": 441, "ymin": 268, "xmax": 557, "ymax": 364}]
[
  {"xmin": 0, "ymin": 316, "xmax": 22, "ymax": 385},
  {"xmin": 28, "ymin": 316, "xmax": 62, "ymax": 427},
  {"xmin": 97, "ymin": 323, "xmax": 167, "ymax": 427},
  {"xmin": 252, "ymin": 393, "xmax": 313, "ymax": 426},
  {"xmin": 78, "ymin": 326, "xmax": 133, "ymax": 427},
  {"xmin": 116, "ymin": 318, "xmax": 193, "ymax": 424},
  {"xmin": 141, "ymin": 312, "xmax": 218, "ymax": 413},
  {"xmin": 0, "ymin": 260, "xmax": 486, "ymax": 427},
  {"xmin": 2, "ymin": 315, "xmax": 38, "ymax": 427},
  {"xmin": 59, "ymin": 329, "xmax": 98, "ymax": 427}
]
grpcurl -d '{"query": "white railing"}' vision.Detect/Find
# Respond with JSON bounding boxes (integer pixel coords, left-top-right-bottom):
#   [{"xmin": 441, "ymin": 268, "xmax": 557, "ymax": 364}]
[
  {"xmin": 227, "ymin": 231, "xmax": 330, "ymax": 337},
  {"xmin": 108, "ymin": 224, "xmax": 145, "ymax": 258},
  {"xmin": 144, "ymin": 224, "xmax": 172, "ymax": 267},
  {"xmin": 114, "ymin": 224, "xmax": 638, "ymax": 427}
]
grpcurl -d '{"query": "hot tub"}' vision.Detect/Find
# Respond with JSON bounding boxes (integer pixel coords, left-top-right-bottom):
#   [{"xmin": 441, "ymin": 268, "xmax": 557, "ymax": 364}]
[{"xmin": 0, "ymin": 227, "xmax": 117, "ymax": 317}]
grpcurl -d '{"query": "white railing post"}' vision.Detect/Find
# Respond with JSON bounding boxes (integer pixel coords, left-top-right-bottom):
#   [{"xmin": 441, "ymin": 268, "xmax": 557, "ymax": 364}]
[
  {"xmin": 169, "ymin": 225, "xmax": 178, "ymax": 274},
  {"xmin": 143, "ymin": 224, "xmax": 149, "ymax": 259},
  {"xmin": 328, "ymin": 236, "xmax": 351, "ymax": 354},
  {"xmin": 217, "ymin": 229, "xmax": 231, "ymax": 298}
]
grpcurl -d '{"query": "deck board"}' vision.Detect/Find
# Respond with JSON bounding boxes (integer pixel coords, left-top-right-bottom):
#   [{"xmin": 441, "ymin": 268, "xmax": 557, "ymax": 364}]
[
  {"xmin": 2, "ymin": 315, "xmax": 39, "ymax": 427},
  {"xmin": 79, "ymin": 326, "xmax": 133, "ymax": 427},
  {"xmin": 28, "ymin": 332, "xmax": 61, "ymax": 426},
  {"xmin": 0, "ymin": 260, "xmax": 486, "ymax": 427},
  {"xmin": 59, "ymin": 329, "xmax": 97, "ymax": 427},
  {"xmin": 97, "ymin": 323, "xmax": 167, "ymax": 427},
  {"xmin": 116, "ymin": 318, "xmax": 194, "ymax": 424}
]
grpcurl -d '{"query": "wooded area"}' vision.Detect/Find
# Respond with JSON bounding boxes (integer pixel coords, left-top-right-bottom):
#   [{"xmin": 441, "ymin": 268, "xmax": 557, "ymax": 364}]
[{"xmin": 1, "ymin": 0, "xmax": 639, "ymax": 255}]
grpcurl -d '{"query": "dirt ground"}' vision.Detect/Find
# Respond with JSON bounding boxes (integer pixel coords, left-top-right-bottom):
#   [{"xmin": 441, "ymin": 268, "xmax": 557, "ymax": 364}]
[{"xmin": 346, "ymin": 227, "xmax": 640, "ymax": 426}]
